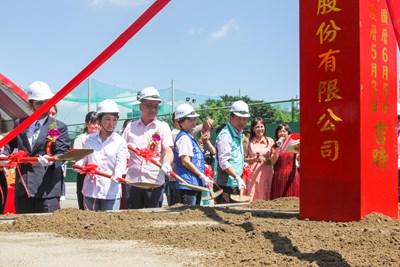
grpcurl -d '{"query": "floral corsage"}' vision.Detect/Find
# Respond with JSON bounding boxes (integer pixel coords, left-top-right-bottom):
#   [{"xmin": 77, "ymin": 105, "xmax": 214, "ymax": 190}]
[
  {"xmin": 46, "ymin": 121, "xmax": 60, "ymax": 156},
  {"xmin": 139, "ymin": 131, "xmax": 161, "ymax": 163},
  {"xmin": 149, "ymin": 131, "xmax": 161, "ymax": 151}
]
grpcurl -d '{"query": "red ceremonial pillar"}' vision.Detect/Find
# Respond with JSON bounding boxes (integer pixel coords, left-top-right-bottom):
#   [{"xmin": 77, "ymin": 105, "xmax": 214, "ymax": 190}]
[{"xmin": 300, "ymin": 0, "xmax": 398, "ymax": 221}]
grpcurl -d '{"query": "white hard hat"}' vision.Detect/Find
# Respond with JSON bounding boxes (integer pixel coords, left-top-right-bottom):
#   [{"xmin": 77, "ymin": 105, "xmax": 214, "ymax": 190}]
[
  {"xmin": 230, "ymin": 100, "xmax": 250, "ymax": 118},
  {"xmin": 97, "ymin": 99, "xmax": 119, "ymax": 115},
  {"xmin": 174, "ymin": 103, "xmax": 200, "ymax": 120},
  {"xmin": 27, "ymin": 81, "xmax": 54, "ymax": 101},
  {"xmin": 138, "ymin": 86, "xmax": 162, "ymax": 102},
  {"xmin": 397, "ymin": 103, "xmax": 400, "ymax": 116}
]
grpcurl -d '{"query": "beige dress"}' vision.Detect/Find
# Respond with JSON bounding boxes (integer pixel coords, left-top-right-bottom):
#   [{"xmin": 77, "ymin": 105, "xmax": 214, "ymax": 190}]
[{"xmin": 245, "ymin": 136, "xmax": 274, "ymax": 200}]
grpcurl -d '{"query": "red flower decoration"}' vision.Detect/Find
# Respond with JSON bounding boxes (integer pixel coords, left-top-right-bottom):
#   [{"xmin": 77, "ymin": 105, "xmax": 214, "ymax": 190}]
[
  {"xmin": 47, "ymin": 128, "xmax": 60, "ymax": 141},
  {"xmin": 242, "ymin": 164, "xmax": 252, "ymax": 180},
  {"xmin": 46, "ymin": 122, "xmax": 60, "ymax": 156},
  {"xmin": 149, "ymin": 131, "xmax": 161, "ymax": 151},
  {"xmin": 152, "ymin": 133, "xmax": 161, "ymax": 142}
]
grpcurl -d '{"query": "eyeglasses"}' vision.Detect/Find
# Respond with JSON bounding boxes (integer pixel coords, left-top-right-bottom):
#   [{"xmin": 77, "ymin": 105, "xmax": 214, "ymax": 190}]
[{"xmin": 141, "ymin": 104, "xmax": 160, "ymax": 111}]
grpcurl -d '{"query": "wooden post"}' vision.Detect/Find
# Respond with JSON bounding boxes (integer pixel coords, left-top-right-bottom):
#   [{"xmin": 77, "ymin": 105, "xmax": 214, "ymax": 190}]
[{"xmin": 300, "ymin": 0, "xmax": 398, "ymax": 221}]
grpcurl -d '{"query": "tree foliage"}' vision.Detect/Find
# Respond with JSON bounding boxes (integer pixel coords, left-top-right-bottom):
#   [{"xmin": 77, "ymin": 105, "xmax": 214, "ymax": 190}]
[{"xmin": 197, "ymin": 94, "xmax": 298, "ymax": 128}]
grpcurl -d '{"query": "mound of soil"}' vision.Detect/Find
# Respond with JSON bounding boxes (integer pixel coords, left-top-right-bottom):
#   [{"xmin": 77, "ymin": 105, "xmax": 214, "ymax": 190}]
[{"xmin": 0, "ymin": 197, "xmax": 399, "ymax": 266}]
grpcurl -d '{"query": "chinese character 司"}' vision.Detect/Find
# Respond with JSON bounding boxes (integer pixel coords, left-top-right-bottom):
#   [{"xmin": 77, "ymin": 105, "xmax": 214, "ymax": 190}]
[{"xmin": 320, "ymin": 140, "xmax": 339, "ymax": 161}]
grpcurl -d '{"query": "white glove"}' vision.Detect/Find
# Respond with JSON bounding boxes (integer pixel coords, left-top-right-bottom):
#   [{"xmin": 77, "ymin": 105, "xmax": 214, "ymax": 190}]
[
  {"xmin": 111, "ymin": 175, "xmax": 120, "ymax": 183},
  {"xmin": 0, "ymin": 154, "xmax": 8, "ymax": 166},
  {"xmin": 161, "ymin": 163, "xmax": 172, "ymax": 176},
  {"xmin": 235, "ymin": 176, "xmax": 246, "ymax": 190},
  {"xmin": 199, "ymin": 173, "xmax": 212, "ymax": 186},
  {"xmin": 38, "ymin": 155, "xmax": 53, "ymax": 167},
  {"xmin": 0, "ymin": 154, "xmax": 8, "ymax": 167},
  {"xmin": 0, "ymin": 161, "xmax": 8, "ymax": 167}
]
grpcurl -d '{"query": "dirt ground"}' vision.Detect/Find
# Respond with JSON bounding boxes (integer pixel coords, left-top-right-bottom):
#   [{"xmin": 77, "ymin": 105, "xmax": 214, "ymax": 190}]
[{"xmin": 0, "ymin": 197, "xmax": 399, "ymax": 267}]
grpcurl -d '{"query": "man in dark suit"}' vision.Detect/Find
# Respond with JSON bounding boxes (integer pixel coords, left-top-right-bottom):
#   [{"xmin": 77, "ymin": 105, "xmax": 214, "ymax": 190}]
[{"xmin": 2, "ymin": 81, "xmax": 70, "ymax": 214}]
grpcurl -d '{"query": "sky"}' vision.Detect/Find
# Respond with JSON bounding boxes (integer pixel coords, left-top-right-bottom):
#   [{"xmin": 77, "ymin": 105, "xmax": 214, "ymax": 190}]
[
  {"xmin": 0, "ymin": 0, "xmax": 299, "ymax": 102},
  {"xmin": 1, "ymin": 0, "xmax": 399, "ymax": 126}
]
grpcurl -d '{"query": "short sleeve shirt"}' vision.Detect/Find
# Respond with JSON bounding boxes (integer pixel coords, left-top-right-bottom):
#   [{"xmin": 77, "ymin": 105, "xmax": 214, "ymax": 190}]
[{"xmin": 123, "ymin": 118, "xmax": 173, "ymax": 185}]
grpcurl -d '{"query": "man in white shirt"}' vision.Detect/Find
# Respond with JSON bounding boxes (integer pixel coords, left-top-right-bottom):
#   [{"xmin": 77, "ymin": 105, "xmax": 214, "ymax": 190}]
[{"xmin": 123, "ymin": 87, "xmax": 173, "ymax": 209}]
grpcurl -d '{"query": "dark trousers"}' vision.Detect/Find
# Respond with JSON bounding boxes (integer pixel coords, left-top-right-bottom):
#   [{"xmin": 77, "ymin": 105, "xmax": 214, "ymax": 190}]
[
  {"xmin": 125, "ymin": 184, "xmax": 164, "ymax": 209},
  {"xmin": 165, "ymin": 180, "xmax": 180, "ymax": 206},
  {"xmin": 214, "ymin": 184, "xmax": 240, "ymax": 204},
  {"xmin": 179, "ymin": 189, "xmax": 201, "ymax": 206},
  {"xmin": 76, "ymin": 173, "xmax": 85, "ymax": 210},
  {"xmin": 15, "ymin": 196, "xmax": 60, "ymax": 214},
  {"xmin": 0, "ymin": 171, "xmax": 8, "ymax": 214}
]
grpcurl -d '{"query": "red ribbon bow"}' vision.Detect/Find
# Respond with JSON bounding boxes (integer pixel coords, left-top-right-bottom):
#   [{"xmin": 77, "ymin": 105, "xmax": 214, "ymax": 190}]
[
  {"xmin": 242, "ymin": 164, "xmax": 252, "ymax": 181},
  {"xmin": 77, "ymin": 163, "xmax": 99, "ymax": 175},
  {"xmin": 5, "ymin": 151, "xmax": 31, "ymax": 168},
  {"xmin": 136, "ymin": 147, "xmax": 160, "ymax": 163},
  {"xmin": 204, "ymin": 164, "xmax": 214, "ymax": 178}
]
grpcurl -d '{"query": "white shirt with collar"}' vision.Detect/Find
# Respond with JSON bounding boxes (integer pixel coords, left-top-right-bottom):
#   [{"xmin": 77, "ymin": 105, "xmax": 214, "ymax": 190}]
[
  {"xmin": 122, "ymin": 118, "xmax": 173, "ymax": 185},
  {"xmin": 76, "ymin": 131, "xmax": 127, "ymax": 199}
]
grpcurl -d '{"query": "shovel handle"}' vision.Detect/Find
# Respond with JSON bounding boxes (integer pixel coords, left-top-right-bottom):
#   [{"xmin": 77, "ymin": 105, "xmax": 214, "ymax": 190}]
[
  {"xmin": 72, "ymin": 164, "xmax": 127, "ymax": 184},
  {"xmin": 239, "ymin": 187, "xmax": 244, "ymax": 197},
  {"xmin": 0, "ymin": 156, "xmax": 57, "ymax": 163},
  {"xmin": 127, "ymin": 145, "xmax": 189, "ymax": 186}
]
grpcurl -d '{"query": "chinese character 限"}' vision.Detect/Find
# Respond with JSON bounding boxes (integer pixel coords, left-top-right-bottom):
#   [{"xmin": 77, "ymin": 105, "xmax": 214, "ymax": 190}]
[{"xmin": 318, "ymin": 79, "xmax": 343, "ymax": 103}]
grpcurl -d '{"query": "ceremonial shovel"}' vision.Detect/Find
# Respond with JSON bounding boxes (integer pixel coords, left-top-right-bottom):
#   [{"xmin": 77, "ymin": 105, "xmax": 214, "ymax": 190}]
[
  {"xmin": 128, "ymin": 145, "xmax": 209, "ymax": 192},
  {"xmin": 230, "ymin": 187, "xmax": 251, "ymax": 203},
  {"xmin": 201, "ymin": 184, "xmax": 223, "ymax": 200},
  {"xmin": 0, "ymin": 149, "xmax": 94, "ymax": 164},
  {"xmin": 72, "ymin": 163, "xmax": 161, "ymax": 188}
]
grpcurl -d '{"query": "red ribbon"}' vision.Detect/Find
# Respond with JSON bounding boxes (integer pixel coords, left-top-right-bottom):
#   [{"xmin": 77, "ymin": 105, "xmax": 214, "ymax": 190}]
[
  {"xmin": 0, "ymin": 151, "xmax": 32, "ymax": 198},
  {"xmin": 3, "ymin": 151, "xmax": 31, "ymax": 168},
  {"xmin": 135, "ymin": 147, "xmax": 160, "ymax": 164},
  {"xmin": 46, "ymin": 140, "xmax": 53, "ymax": 156},
  {"xmin": 75, "ymin": 163, "xmax": 100, "ymax": 175},
  {"xmin": 242, "ymin": 164, "xmax": 252, "ymax": 181},
  {"xmin": 205, "ymin": 164, "xmax": 214, "ymax": 178},
  {"xmin": 0, "ymin": 0, "xmax": 171, "ymax": 150}
]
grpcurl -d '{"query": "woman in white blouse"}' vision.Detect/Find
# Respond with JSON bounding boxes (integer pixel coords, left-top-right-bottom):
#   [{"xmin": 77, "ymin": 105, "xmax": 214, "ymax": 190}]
[{"xmin": 75, "ymin": 100, "xmax": 127, "ymax": 211}]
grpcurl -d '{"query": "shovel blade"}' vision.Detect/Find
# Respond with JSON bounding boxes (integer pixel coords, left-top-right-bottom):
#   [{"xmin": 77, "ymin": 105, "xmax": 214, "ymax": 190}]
[
  {"xmin": 230, "ymin": 194, "xmax": 252, "ymax": 202},
  {"xmin": 209, "ymin": 188, "xmax": 223, "ymax": 199},
  {"xmin": 57, "ymin": 149, "xmax": 94, "ymax": 161}
]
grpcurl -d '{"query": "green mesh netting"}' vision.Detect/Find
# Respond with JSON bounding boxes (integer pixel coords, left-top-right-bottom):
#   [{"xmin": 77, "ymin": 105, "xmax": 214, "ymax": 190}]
[{"xmin": 63, "ymin": 78, "xmax": 220, "ymax": 115}]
